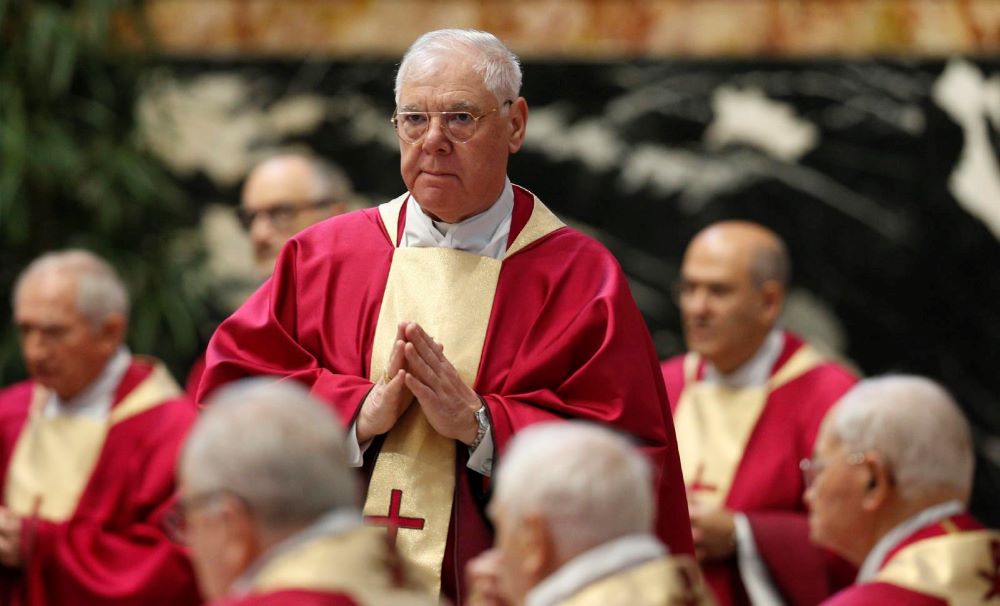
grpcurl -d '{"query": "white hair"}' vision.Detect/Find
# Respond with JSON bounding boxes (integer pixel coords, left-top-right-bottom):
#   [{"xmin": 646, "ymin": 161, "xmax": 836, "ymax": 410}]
[
  {"xmin": 828, "ymin": 375, "xmax": 974, "ymax": 500},
  {"xmin": 13, "ymin": 249, "xmax": 129, "ymax": 328},
  {"xmin": 181, "ymin": 379, "xmax": 359, "ymax": 529},
  {"xmin": 492, "ymin": 422, "xmax": 654, "ymax": 561},
  {"xmin": 394, "ymin": 29, "xmax": 522, "ymax": 108}
]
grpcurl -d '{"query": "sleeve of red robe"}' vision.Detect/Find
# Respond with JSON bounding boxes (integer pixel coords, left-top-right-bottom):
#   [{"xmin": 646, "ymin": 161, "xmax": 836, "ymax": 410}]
[
  {"xmin": 13, "ymin": 397, "xmax": 201, "ymax": 606},
  {"xmin": 197, "ymin": 212, "xmax": 391, "ymax": 421}
]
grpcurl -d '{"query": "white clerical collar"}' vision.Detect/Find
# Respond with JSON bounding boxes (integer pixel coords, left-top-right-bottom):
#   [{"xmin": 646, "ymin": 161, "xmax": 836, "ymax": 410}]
[
  {"xmin": 702, "ymin": 327, "xmax": 784, "ymax": 388},
  {"xmin": 230, "ymin": 507, "xmax": 363, "ymax": 597},
  {"xmin": 525, "ymin": 533, "xmax": 667, "ymax": 606},
  {"xmin": 43, "ymin": 347, "xmax": 131, "ymax": 420},
  {"xmin": 403, "ymin": 178, "xmax": 514, "ymax": 260},
  {"xmin": 856, "ymin": 499, "xmax": 965, "ymax": 583}
]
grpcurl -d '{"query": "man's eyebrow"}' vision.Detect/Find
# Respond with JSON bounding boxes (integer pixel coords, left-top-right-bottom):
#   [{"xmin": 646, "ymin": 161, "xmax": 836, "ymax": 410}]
[{"xmin": 397, "ymin": 100, "xmax": 481, "ymax": 112}]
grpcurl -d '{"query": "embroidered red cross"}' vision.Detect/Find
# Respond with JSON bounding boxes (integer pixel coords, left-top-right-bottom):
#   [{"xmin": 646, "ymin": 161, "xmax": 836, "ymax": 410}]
[
  {"xmin": 688, "ymin": 463, "xmax": 718, "ymax": 494},
  {"xmin": 364, "ymin": 489, "xmax": 426, "ymax": 546},
  {"xmin": 978, "ymin": 539, "xmax": 1000, "ymax": 601}
]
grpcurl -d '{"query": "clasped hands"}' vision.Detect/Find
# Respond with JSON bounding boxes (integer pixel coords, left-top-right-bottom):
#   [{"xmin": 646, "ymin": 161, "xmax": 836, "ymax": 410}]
[{"xmin": 356, "ymin": 322, "xmax": 481, "ymax": 446}]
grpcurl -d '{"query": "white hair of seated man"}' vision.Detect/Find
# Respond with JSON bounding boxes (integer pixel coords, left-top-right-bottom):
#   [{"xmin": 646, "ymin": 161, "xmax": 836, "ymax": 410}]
[
  {"xmin": 14, "ymin": 249, "xmax": 130, "ymax": 329},
  {"xmin": 827, "ymin": 375, "xmax": 973, "ymax": 501},
  {"xmin": 492, "ymin": 421, "xmax": 655, "ymax": 562},
  {"xmin": 394, "ymin": 28, "xmax": 522, "ymax": 111},
  {"xmin": 181, "ymin": 378, "xmax": 359, "ymax": 529}
]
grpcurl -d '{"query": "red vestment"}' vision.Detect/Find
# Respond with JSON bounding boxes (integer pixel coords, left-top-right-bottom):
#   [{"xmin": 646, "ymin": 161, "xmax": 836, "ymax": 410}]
[
  {"xmin": 822, "ymin": 513, "xmax": 1000, "ymax": 605},
  {"xmin": 0, "ymin": 359, "xmax": 201, "ymax": 606},
  {"xmin": 213, "ymin": 591, "xmax": 357, "ymax": 605},
  {"xmin": 199, "ymin": 186, "xmax": 694, "ymax": 603},
  {"xmin": 662, "ymin": 331, "xmax": 857, "ymax": 606}
]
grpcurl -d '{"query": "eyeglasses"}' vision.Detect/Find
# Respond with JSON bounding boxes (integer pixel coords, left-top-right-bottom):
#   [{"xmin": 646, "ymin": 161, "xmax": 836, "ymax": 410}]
[
  {"xmin": 799, "ymin": 452, "xmax": 867, "ymax": 487},
  {"xmin": 237, "ymin": 199, "xmax": 334, "ymax": 231},
  {"xmin": 391, "ymin": 100, "xmax": 513, "ymax": 145},
  {"xmin": 162, "ymin": 490, "xmax": 244, "ymax": 545}
]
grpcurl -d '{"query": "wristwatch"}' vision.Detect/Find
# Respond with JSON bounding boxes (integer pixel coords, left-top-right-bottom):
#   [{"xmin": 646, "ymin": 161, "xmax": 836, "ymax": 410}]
[{"xmin": 469, "ymin": 404, "xmax": 491, "ymax": 451}]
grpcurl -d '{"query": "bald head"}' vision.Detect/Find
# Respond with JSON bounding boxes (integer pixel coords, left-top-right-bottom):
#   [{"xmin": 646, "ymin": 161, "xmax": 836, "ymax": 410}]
[
  {"xmin": 241, "ymin": 154, "xmax": 352, "ymax": 273},
  {"xmin": 688, "ymin": 221, "xmax": 789, "ymax": 289},
  {"xmin": 678, "ymin": 221, "xmax": 789, "ymax": 372}
]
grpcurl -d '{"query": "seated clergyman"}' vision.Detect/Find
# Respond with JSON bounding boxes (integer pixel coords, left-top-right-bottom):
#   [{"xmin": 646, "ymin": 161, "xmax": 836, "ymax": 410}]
[
  {"xmin": 467, "ymin": 421, "xmax": 715, "ymax": 606},
  {"xmin": 177, "ymin": 378, "xmax": 433, "ymax": 606},
  {"xmin": 805, "ymin": 375, "xmax": 1000, "ymax": 605}
]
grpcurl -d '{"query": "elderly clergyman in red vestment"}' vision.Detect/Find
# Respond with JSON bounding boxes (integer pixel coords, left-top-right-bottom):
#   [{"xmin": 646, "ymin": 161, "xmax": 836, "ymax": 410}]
[
  {"xmin": 0, "ymin": 250, "xmax": 201, "ymax": 606},
  {"xmin": 198, "ymin": 28, "xmax": 693, "ymax": 604},
  {"xmin": 807, "ymin": 376, "xmax": 1000, "ymax": 605}
]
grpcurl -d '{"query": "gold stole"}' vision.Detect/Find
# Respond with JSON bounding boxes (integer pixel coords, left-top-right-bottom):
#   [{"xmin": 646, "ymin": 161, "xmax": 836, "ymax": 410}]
[
  {"xmin": 874, "ymin": 526, "xmax": 1000, "ymax": 605},
  {"xmin": 4, "ymin": 360, "xmax": 181, "ymax": 522},
  {"xmin": 560, "ymin": 555, "xmax": 715, "ymax": 606},
  {"xmin": 251, "ymin": 527, "xmax": 432, "ymax": 606},
  {"xmin": 362, "ymin": 192, "xmax": 564, "ymax": 597},
  {"xmin": 673, "ymin": 344, "xmax": 825, "ymax": 507}
]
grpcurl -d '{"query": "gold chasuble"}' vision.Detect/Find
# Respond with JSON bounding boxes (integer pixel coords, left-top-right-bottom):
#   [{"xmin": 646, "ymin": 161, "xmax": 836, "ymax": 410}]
[
  {"xmin": 560, "ymin": 555, "xmax": 715, "ymax": 606},
  {"xmin": 4, "ymin": 360, "xmax": 181, "ymax": 522},
  {"xmin": 874, "ymin": 527, "xmax": 1000, "ymax": 605},
  {"xmin": 250, "ymin": 527, "xmax": 432, "ymax": 606},
  {"xmin": 362, "ymin": 193, "xmax": 564, "ymax": 597},
  {"xmin": 673, "ymin": 345, "xmax": 825, "ymax": 507}
]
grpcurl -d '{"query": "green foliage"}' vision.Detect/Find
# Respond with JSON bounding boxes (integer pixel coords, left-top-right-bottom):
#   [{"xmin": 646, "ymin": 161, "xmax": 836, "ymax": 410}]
[{"xmin": 0, "ymin": 0, "xmax": 212, "ymax": 384}]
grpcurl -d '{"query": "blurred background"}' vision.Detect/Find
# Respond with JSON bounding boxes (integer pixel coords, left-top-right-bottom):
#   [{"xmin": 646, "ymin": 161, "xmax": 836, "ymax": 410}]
[{"xmin": 2, "ymin": 0, "xmax": 999, "ymax": 523}]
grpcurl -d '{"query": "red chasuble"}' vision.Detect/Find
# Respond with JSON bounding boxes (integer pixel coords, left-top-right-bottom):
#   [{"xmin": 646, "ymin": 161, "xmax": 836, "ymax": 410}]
[
  {"xmin": 199, "ymin": 185, "xmax": 694, "ymax": 603},
  {"xmin": 214, "ymin": 591, "xmax": 358, "ymax": 605},
  {"xmin": 823, "ymin": 513, "xmax": 1000, "ymax": 606},
  {"xmin": 0, "ymin": 359, "xmax": 201, "ymax": 606},
  {"xmin": 662, "ymin": 331, "xmax": 857, "ymax": 606}
]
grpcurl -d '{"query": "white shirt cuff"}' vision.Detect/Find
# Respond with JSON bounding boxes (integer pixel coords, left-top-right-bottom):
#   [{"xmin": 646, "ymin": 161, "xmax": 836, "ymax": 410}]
[
  {"xmin": 345, "ymin": 420, "xmax": 372, "ymax": 468},
  {"xmin": 734, "ymin": 512, "xmax": 785, "ymax": 606},
  {"xmin": 466, "ymin": 429, "xmax": 494, "ymax": 476}
]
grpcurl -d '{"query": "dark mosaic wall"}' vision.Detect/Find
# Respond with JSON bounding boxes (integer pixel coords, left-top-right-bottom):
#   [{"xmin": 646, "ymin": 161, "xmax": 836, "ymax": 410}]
[{"xmin": 154, "ymin": 58, "xmax": 1000, "ymax": 524}]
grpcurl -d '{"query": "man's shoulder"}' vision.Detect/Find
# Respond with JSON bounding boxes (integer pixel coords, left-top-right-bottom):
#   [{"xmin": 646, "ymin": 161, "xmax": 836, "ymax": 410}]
[
  {"xmin": 0, "ymin": 380, "xmax": 34, "ymax": 407},
  {"xmin": 822, "ymin": 582, "xmax": 945, "ymax": 606},
  {"xmin": 0, "ymin": 380, "xmax": 34, "ymax": 424},
  {"xmin": 779, "ymin": 332, "xmax": 857, "ymax": 393},
  {"xmin": 291, "ymin": 206, "xmax": 389, "ymax": 255}
]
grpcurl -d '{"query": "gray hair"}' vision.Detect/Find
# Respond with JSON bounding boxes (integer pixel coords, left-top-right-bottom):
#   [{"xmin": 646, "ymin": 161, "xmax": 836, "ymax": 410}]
[
  {"xmin": 181, "ymin": 379, "xmax": 359, "ymax": 529},
  {"xmin": 13, "ymin": 249, "xmax": 130, "ymax": 328},
  {"xmin": 395, "ymin": 29, "xmax": 522, "ymax": 108},
  {"xmin": 827, "ymin": 375, "xmax": 974, "ymax": 501},
  {"xmin": 492, "ymin": 422, "xmax": 654, "ymax": 561}
]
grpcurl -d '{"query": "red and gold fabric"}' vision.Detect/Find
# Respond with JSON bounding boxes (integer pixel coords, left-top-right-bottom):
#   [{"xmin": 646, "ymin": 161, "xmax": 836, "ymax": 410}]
[
  {"xmin": 824, "ymin": 513, "xmax": 1000, "ymax": 605},
  {"xmin": 662, "ymin": 332, "xmax": 857, "ymax": 606},
  {"xmin": 201, "ymin": 185, "xmax": 694, "ymax": 603},
  {"xmin": 0, "ymin": 358, "xmax": 201, "ymax": 606}
]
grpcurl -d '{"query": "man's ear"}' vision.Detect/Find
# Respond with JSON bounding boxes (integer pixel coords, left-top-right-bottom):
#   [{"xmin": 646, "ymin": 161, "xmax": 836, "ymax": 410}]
[
  {"xmin": 860, "ymin": 453, "xmax": 894, "ymax": 512},
  {"xmin": 521, "ymin": 513, "xmax": 555, "ymax": 584},
  {"xmin": 219, "ymin": 498, "xmax": 259, "ymax": 575},
  {"xmin": 508, "ymin": 97, "xmax": 529, "ymax": 154},
  {"xmin": 759, "ymin": 280, "xmax": 785, "ymax": 326},
  {"xmin": 97, "ymin": 312, "xmax": 127, "ymax": 352}
]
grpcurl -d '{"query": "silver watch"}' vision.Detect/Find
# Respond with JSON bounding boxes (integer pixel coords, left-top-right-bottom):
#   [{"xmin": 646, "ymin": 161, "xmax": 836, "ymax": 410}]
[{"xmin": 469, "ymin": 405, "xmax": 490, "ymax": 451}]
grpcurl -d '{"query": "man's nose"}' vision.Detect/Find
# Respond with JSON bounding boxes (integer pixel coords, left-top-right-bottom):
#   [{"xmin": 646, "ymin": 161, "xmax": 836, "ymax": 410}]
[
  {"xmin": 249, "ymin": 214, "xmax": 277, "ymax": 244},
  {"xmin": 684, "ymin": 289, "xmax": 712, "ymax": 315},
  {"xmin": 420, "ymin": 116, "xmax": 452, "ymax": 152}
]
